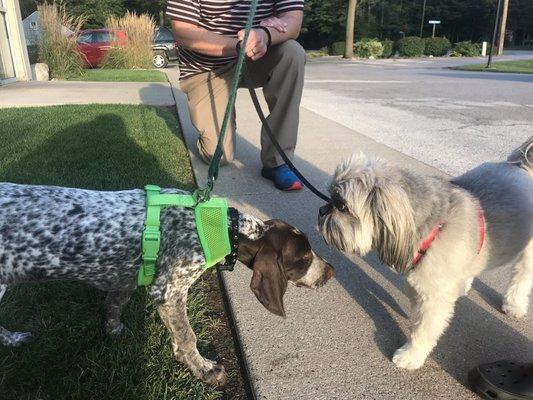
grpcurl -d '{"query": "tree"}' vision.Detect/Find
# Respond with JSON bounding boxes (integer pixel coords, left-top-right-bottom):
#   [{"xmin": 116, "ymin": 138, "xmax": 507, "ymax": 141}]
[
  {"xmin": 497, "ymin": 0, "xmax": 509, "ymax": 54},
  {"xmin": 344, "ymin": 0, "xmax": 357, "ymax": 57},
  {"xmin": 35, "ymin": 0, "xmax": 124, "ymax": 28},
  {"xmin": 124, "ymin": 0, "xmax": 167, "ymax": 26},
  {"xmin": 20, "ymin": 0, "xmax": 38, "ymax": 19}
]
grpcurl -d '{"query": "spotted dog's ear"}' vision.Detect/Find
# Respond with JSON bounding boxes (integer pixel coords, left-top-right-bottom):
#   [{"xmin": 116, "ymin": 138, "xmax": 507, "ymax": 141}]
[{"xmin": 250, "ymin": 243, "xmax": 287, "ymax": 317}]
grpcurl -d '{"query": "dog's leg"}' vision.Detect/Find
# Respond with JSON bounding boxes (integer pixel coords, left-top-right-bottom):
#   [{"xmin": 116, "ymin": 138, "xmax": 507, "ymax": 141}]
[
  {"xmin": 157, "ymin": 293, "xmax": 226, "ymax": 386},
  {"xmin": 393, "ymin": 281, "xmax": 459, "ymax": 370},
  {"xmin": 503, "ymin": 240, "xmax": 533, "ymax": 319},
  {"xmin": 105, "ymin": 290, "xmax": 134, "ymax": 336},
  {"xmin": 0, "ymin": 284, "xmax": 33, "ymax": 347}
]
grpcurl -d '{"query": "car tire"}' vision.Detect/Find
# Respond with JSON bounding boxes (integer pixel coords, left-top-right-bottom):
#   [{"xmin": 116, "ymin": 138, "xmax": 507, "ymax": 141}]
[{"xmin": 153, "ymin": 51, "xmax": 169, "ymax": 68}]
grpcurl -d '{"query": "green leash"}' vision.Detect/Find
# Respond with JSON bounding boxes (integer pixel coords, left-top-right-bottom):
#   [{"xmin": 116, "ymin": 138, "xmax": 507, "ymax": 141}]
[
  {"xmin": 197, "ymin": 0, "xmax": 260, "ymax": 202},
  {"xmin": 138, "ymin": 0, "xmax": 259, "ymax": 286}
]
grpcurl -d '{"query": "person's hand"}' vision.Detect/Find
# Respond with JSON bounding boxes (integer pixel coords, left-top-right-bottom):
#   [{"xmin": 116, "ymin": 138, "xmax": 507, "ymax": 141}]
[
  {"xmin": 260, "ymin": 17, "xmax": 287, "ymax": 33},
  {"xmin": 237, "ymin": 28, "xmax": 268, "ymax": 60}
]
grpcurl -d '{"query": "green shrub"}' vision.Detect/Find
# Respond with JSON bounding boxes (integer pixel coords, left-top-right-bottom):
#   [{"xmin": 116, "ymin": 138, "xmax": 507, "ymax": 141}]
[
  {"xmin": 330, "ymin": 41, "xmax": 346, "ymax": 56},
  {"xmin": 354, "ymin": 38, "xmax": 383, "ymax": 58},
  {"xmin": 398, "ymin": 36, "xmax": 425, "ymax": 57},
  {"xmin": 37, "ymin": 3, "xmax": 85, "ymax": 79},
  {"xmin": 450, "ymin": 41, "xmax": 482, "ymax": 57},
  {"xmin": 424, "ymin": 37, "xmax": 451, "ymax": 56},
  {"xmin": 380, "ymin": 39, "xmax": 394, "ymax": 58}
]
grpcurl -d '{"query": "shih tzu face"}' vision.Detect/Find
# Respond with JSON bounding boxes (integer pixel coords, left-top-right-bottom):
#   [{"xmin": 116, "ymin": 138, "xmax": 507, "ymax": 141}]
[{"xmin": 317, "ymin": 155, "xmax": 416, "ymax": 273}]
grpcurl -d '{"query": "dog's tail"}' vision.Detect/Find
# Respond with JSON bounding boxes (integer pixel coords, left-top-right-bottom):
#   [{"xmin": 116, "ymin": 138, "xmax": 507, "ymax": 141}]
[{"xmin": 507, "ymin": 136, "xmax": 533, "ymax": 174}]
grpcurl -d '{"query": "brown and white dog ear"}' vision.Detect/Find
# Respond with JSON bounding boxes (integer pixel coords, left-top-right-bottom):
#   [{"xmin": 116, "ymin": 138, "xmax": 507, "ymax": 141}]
[{"xmin": 250, "ymin": 244, "xmax": 287, "ymax": 318}]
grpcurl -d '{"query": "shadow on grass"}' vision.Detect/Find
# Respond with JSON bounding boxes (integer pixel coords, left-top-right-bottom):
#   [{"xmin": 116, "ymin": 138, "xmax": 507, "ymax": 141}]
[{"xmin": 0, "ymin": 107, "xmax": 218, "ymax": 400}]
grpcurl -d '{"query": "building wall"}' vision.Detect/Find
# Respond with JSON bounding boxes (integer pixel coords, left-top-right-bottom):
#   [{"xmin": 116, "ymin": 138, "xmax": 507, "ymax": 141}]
[
  {"xmin": 23, "ymin": 10, "xmax": 40, "ymax": 47},
  {"xmin": 1, "ymin": 0, "xmax": 32, "ymax": 82}
]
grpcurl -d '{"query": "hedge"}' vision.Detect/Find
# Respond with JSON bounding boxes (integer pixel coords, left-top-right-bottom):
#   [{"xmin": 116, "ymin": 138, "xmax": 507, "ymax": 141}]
[
  {"xmin": 398, "ymin": 36, "xmax": 425, "ymax": 57},
  {"xmin": 380, "ymin": 39, "xmax": 394, "ymax": 58},
  {"xmin": 354, "ymin": 38, "xmax": 383, "ymax": 58},
  {"xmin": 330, "ymin": 41, "xmax": 345, "ymax": 56},
  {"xmin": 451, "ymin": 41, "xmax": 482, "ymax": 57},
  {"xmin": 424, "ymin": 37, "xmax": 451, "ymax": 56}
]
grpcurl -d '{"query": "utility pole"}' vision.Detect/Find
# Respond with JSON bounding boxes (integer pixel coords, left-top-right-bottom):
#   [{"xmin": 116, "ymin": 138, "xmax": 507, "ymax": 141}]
[
  {"xmin": 497, "ymin": 0, "xmax": 509, "ymax": 55},
  {"xmin": 419, "ymin": 0, "xmax": 427, "ymax": 38},
  {"xmin": 344, "ymin": 0, "xmax": 357, "ymax": 58},
  {"xmin": 487, "ymin": 0, "xmax": 502, "ymax": 68}
]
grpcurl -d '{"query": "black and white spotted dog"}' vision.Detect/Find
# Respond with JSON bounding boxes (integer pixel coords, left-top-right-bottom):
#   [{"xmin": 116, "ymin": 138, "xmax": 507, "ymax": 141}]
[{"xmin": 0, "ymin": 183, "xmax": 334, "ymax": 386}]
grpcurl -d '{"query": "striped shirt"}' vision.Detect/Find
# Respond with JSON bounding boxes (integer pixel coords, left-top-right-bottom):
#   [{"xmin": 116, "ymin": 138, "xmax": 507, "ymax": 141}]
[{"xmin": 166, "ymin": 0, "xmax": 304, "ymax": 78}]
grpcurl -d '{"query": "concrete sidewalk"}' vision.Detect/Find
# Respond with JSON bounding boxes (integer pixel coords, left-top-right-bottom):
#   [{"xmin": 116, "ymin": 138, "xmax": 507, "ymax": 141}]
[
  {"xmin": 0, "ymin": 80, "xmax": 174, "ymax": 108},
  {"xmin": 171, "ymin": 79, "xmax": 533, "ymax": 398}
]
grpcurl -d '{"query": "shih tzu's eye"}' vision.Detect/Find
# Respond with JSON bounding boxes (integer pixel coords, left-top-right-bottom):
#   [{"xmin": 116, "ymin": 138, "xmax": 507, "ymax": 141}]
[{"xmin": 333, "ymin": 197, "xmax": 348, "ymax": 212}]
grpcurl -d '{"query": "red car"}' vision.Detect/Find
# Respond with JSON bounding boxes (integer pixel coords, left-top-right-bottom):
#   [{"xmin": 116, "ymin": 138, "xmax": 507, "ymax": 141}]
[{"xmin": 76, "ymin": 29, "xmax": 127, "ymax": 68}]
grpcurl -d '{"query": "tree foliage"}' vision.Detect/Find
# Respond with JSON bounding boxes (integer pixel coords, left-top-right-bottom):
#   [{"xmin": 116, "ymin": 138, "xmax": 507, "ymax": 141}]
[
  {"xmin": 302, "ymin": 0, "xmax": 533, "ymax": 49},
  {"xmin": 22, "ymin": 0, "xmax": 533, "ymax": 47},
  {"xmin": 64, "ymin": 0, "xmax": 124, "ymax": 28}
]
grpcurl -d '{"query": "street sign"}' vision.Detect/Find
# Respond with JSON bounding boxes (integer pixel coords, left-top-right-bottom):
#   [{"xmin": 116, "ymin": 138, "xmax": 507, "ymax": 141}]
[{"xmin": 428, "ymin": 20, "xmax": 441, "ymax": 38}]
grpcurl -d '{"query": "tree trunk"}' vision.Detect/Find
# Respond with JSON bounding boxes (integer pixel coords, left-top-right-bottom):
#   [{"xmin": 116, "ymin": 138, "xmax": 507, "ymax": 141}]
[
  {"xmin": 497, "ymin": 0, "xmax": 509, "ymax": 55},
  {"xmin": 344, "ymin": 0, "xmax": 357, "ymax": 58}
]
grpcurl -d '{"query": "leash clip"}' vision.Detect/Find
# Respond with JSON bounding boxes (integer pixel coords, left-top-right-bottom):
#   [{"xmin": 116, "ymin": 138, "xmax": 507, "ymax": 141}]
[{"xmin": 193, "ymin": 187, "xmax": 211, "ymax": 206}]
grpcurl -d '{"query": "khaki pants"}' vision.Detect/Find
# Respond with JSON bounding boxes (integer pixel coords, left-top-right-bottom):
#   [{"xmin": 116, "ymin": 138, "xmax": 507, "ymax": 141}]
[{"xmin": 179, "ymin": 40, "xmax": 306, "ymax": 168}]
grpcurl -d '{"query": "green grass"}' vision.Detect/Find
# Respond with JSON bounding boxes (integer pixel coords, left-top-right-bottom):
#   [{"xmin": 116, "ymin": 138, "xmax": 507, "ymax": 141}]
[
  {"xmin": 66, "ymin": 69, "xmax": 168, "ymax": 82},
  {"xmin": 506, "ymin": 44, "xmax": 533, "ymax": 50},
  {"xmin": 453, "ymin": 59, "xmax": 533, "ymax": 74},
  {"xmin": 0, "ymin": 105, "xmax": 223, "ymax": 400}
]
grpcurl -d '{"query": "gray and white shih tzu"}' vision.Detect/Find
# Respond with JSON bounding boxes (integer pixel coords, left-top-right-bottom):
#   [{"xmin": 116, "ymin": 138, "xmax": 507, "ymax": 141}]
[{"xmin": 318, "ymin": 137, "xmax": 532, "ymax": 370}]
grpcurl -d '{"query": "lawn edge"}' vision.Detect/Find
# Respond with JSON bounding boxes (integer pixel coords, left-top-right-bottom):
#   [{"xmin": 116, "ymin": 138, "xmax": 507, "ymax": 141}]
[
  {"xmin": 217, "ymin": 269, "xmax": 257, "ymax": 400},
  {"xmin": 64, "ymin": 69, "xmax": 169, "ymax": 83},
  {"xmin": 449, "ymin": 64, "xmax": 533, "ymax": 74}
]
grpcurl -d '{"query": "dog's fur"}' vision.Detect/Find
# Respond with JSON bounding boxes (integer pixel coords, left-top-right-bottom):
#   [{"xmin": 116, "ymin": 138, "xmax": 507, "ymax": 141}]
[
  {"xmin": 319, "ymin": 137, "xmax": 532, "ymax": 370},
  {"xmin": 0, "ymin": 183, "xmax": 333, "ymax": 385}
]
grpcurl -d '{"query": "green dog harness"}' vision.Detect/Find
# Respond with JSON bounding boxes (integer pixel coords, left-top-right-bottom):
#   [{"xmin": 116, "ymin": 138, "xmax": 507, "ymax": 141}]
[{"xmin": 137, "ymin": 185, "xmax": 237, "ymax": 286}]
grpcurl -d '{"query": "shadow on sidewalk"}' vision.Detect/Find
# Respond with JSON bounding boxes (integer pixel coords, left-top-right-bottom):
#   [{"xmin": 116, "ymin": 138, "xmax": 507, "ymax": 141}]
[{"xmin": 179, "ymin": 94, "xmax": 532, "ymax": 393}]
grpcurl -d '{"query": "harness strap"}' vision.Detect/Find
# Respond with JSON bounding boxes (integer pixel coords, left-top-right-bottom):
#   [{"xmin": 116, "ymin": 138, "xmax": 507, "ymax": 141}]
[
  {"xmin": 411, "ymin": 207, "xmax": 486, "ymax": 268},
  {"xmin": 138, "ymin": 185, "xmax": 163, "ymax": 286},
  {"xmin": 411, "ymin": 222, "xmax": 443, "ymax": 266},
  {"xmin": 477, "ymin": 209, "xmax": 486, "ymax": 254},
  {"xmin": 138, "ymin": 185, "xmax": 232, "ymax": 286}
]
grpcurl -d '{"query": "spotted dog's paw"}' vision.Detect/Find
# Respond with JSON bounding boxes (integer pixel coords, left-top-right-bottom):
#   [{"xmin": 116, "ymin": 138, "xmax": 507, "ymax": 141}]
[
  {"xmin": 392, "ymin": 343, "xmax": 427, "ymax": 370},
  {"xmin": 105, "ymin": 321, "xmax": 127, "ymax": 337},
  {"xmin": 4, "ymin": 331, "xmax": 34, "ymax": 347},
  {"xmin": 198, "ymin": 360, "xmax": 227, "ymax": 386}
]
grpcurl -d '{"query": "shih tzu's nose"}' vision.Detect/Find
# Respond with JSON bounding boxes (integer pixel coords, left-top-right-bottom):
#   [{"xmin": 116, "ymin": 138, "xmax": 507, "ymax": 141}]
[{"xmin": 319, "ymin": 204, "xmax": 331, "ymax": 217}]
